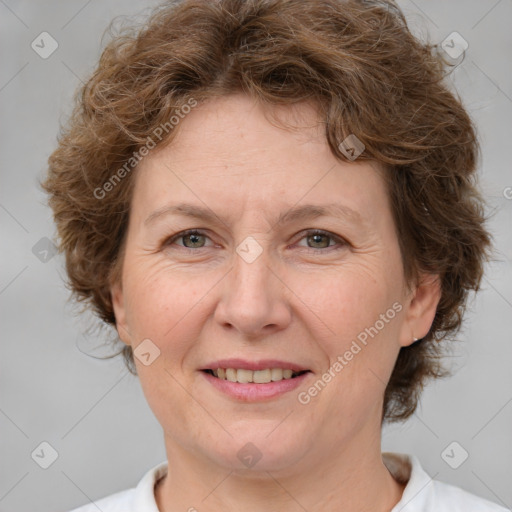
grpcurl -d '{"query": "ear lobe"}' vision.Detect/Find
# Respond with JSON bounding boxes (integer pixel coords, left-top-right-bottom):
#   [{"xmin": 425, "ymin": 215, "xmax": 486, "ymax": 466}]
[
  {"xmin": 110, "ymin": 281, "xmax": 131, "ymax": 346},
  {"xmin": 399, "ymin": 273, "xmax": 442, "ymax": 348}
]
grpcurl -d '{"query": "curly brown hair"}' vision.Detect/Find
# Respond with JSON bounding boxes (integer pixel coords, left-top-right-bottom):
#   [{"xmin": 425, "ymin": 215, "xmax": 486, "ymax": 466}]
[{"xmin": 42, "ymin": 0, "xmax": 491, "ymax": 423}]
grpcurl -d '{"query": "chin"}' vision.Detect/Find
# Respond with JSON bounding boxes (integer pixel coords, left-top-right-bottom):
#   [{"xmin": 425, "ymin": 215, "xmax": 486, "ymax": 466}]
[{"xmin": 204, "ymin": 430, "xmax": 311, "ymax": 473}]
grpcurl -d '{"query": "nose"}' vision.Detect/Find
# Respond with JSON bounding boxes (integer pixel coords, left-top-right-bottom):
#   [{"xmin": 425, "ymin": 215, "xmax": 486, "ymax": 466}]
[{"xmin": 213, "ymin": 242, "xmax": 292, "ymax": 339}]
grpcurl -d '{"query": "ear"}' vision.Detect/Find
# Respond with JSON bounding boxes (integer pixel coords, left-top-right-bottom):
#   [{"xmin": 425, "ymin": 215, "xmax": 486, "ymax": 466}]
[
  {"xmin": 110, "ymin": 281, "xmax": 132, "ymax": 346},
  {"xmin": 398, "ymin": 273, "xmax": 442, "ymax": 348}
]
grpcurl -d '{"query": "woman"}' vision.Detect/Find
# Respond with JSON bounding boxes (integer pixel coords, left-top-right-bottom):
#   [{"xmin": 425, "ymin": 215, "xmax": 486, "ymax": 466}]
[{"xmin": 43, "ymin": 0, "xmax": 507, "ymax": 510}]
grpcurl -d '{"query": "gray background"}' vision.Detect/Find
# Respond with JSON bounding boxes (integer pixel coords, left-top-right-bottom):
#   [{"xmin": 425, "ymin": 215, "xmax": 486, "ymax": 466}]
[{"xmin": 1, "ymin": 1, "xmax": 511, "ymax": 511}]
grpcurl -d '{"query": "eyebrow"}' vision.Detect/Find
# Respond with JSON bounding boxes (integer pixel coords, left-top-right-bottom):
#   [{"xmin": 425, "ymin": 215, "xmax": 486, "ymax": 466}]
[{"xmin": 144, "ymin": 202, "xmax": 363, "ymax": 228}]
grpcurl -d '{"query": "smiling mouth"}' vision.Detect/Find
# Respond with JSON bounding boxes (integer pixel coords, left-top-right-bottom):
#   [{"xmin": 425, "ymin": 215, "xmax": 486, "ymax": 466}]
[{"xmin": 202, "ymin": 368, "xmax": 310, "ymax": 384}]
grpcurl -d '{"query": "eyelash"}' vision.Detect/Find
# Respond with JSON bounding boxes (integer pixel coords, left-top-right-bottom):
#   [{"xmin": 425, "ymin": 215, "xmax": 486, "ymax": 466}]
[{"xmin": 164, "ymin": 229, "xmax": 347, "ymax": 253}]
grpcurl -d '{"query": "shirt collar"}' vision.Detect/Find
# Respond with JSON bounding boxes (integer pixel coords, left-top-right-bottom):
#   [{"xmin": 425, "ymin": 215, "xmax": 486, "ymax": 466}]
[
  {"xmin": 385, "ymin": 452, "xmax": 433, "ymax": 511},
  {"xmin": 132, "ymin": 460, "xmax": 167, "ymax": 512}
]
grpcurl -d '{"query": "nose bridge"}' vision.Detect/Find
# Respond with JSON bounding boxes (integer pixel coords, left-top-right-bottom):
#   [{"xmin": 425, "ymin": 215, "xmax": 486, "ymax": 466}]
[
  {"xmin": 233, "ymin": 236, "xmax": 272, "ymax": 297},
  {"xmin": 214, "ymin": 235, "xmax": 291, "ymax": 336}
]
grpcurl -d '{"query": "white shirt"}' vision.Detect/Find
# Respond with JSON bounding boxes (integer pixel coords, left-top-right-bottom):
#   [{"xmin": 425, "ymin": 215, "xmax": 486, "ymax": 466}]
[{"xmin": 68, "ymin": 452, "xmax": 508, "ymax": 511}]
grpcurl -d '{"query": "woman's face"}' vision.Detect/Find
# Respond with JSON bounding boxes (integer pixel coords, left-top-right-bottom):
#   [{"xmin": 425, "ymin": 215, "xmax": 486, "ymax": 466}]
[{"xmin": 111, "ymin": 93, "xmax": 439, "ymax": 474}]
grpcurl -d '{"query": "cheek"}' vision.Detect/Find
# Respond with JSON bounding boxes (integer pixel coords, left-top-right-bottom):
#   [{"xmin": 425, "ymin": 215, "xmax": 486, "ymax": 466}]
[
  {"xmin": 123, "ymin": 257, "xmax": 211, "ymax": 338},
  {"xmin": 296, "ymin": 259, "xmax": 404, "ymax": 392},
  {"xmin": 122, "ymin": 262, "xmax": 213, "ymax": 428},
  {"xmin": 301, "ymin": 261, "xmax": 401, "ymax": 337}
]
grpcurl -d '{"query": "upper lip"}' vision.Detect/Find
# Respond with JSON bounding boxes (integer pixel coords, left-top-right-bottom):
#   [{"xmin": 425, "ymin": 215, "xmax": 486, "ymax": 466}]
[{"xmin": 200, "ymin": 359, "xmax": 311, "ymax": 372}]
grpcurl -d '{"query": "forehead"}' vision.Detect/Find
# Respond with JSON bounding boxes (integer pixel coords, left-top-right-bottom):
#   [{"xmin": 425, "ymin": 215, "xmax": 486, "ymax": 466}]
[
  {"xmin": 131, "ymin": 94, "xmax": 389, "ymax": 227},
  {"xmin": 156, "ymin": 94, "xmax": 330, "ymax": 167}
]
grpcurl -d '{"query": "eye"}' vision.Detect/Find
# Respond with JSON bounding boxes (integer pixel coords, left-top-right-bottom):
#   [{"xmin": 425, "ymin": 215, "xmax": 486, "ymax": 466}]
[
  {"xmin": 294, "ymin": 229, "xmax": 347, "ymax": 251},
  {"xmin": 164, "ymin": 228, "xmax": 347, "ymax": 252},
  {"xmin": 165, "ymin": 229, "xmax": 213, "ymax": 249}
]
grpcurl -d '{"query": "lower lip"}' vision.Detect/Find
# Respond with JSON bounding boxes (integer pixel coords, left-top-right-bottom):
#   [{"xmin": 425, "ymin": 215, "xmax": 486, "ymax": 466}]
[{"xmin": 200, "ymin": 371, "xmax": 311, "ymax": 401}]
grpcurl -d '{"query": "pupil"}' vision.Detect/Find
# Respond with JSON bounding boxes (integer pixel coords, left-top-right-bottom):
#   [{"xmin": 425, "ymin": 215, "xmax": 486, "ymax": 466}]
[
  {"xmin": 186, "ymin": 233, "xmax": 203, "ymax": 247},
  {"xmin": 311, "ymin": 234, "xmax": 328, "ymax": 248}
]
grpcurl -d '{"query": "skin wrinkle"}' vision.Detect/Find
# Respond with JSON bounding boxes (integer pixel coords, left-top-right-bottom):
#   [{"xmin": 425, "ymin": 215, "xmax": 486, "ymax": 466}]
[
  {"xmin": 110, "ymin": 94, "xmax": 439, "ymax": 512},
  {"xmin": 144, "ymin": 202, "xmax": 366, "ymax": 231}
]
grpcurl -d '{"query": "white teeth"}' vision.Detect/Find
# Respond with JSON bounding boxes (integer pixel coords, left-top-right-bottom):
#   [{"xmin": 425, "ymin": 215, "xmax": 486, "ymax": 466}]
[
  {"xmin": 212, "ymin": 368, "xmax": 302, "ymax": 383},
  {"xmin": 225, "ymin": 368, "xmax": 237, "ymax": 382},
  {"xmin": 236, "ymin": 369, "xmax": 253, "ymax": 383},
  {"xmin": 253, "ymin": 369, "xmax": 272, "ymax": 383},
  {"xmin": 271, "ymin": 368, "xmax": 283, "ymax": 381}
]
